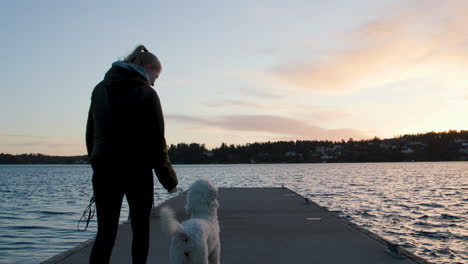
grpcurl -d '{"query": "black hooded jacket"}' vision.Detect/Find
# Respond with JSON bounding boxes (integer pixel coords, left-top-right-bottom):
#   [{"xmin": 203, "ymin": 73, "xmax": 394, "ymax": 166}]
[{"xmin": 86, "ymin": 63, "xmax": 177, "ymax": 191}]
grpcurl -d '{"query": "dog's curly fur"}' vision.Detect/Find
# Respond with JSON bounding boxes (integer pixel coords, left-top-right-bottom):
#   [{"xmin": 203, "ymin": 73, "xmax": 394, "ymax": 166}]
[{"xmin": 160, "ymin": 179, "xmax": 220, "ymax": 264}]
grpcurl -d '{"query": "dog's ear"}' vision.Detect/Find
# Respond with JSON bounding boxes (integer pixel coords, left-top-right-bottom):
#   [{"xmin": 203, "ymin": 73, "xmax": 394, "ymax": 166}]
[{"xmin": 212, "ymin": 199, "xmax": 219, "ymax": 209}]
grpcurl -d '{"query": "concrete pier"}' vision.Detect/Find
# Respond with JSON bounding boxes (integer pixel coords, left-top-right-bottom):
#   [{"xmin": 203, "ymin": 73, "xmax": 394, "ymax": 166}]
[{"xmin": 42, "ymin": 187, "xmax": 430, "ymax": 264}]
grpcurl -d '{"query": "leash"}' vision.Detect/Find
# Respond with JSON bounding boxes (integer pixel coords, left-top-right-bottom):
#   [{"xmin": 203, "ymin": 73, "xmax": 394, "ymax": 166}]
[
  {"xmin": 78, "ymin": 185, "xmax": 181, "ymax": 228},
  {"xmin": 77, "ymin": 195, "xmax": 96, "ymax": 232}
]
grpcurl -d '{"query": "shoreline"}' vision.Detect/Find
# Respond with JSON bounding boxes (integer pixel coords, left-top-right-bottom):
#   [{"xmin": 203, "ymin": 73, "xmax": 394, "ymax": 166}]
[{"xmin": 1, "ymin": 160, "xmax": 468, "ymax": 165}]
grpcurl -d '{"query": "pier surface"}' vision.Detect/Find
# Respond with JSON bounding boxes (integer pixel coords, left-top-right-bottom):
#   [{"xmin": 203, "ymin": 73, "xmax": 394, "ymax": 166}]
[{"xmin": 42, "ymin": 187, "xmax": 428, "ymax": 264}]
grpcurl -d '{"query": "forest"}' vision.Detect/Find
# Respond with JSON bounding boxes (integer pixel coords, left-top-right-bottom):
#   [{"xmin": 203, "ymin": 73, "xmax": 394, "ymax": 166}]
[{"xmin": 1, "ymin": 130, "xmax": 468, "ymax": 164}]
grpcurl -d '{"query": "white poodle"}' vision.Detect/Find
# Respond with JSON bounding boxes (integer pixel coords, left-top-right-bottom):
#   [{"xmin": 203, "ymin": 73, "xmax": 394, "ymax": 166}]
[{"xmin": 160, "ymin": 179, "xmax": 220, "ymax": 264}]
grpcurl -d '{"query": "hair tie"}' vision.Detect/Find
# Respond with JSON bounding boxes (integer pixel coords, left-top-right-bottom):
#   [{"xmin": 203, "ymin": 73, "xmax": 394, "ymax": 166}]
[{"xmin": 142, "ymin": 47, "xmax": 148, "ymax": 52}]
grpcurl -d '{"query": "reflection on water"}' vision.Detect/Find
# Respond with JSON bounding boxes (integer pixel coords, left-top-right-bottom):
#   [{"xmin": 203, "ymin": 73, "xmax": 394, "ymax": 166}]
[{"xmin": 0, "ymin": 162, "xmax": 466, "ymax": 264}]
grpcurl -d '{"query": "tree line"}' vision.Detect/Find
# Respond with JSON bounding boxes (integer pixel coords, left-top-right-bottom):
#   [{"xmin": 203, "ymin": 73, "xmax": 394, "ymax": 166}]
[
  {"xmin": 168, "ymin": 130, "xmax": 468, "ymax": 163},
  {"xmin": 0, "ymin": 153, "xmax": 88, "ymax": 164},
  {"xmin": 1, "ymin": 130, "xmax": 468, "ymax": 164}
]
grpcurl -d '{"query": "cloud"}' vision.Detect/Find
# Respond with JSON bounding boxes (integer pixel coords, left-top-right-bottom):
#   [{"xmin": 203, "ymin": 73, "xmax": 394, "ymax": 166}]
[
  {"xmin": 202, "ymin": 100, "xmax": 268, "ymax": 109},
  {"xmin": 1, "ymin": 134, "xmax": 83, "ymax": 152},
  {"xmin": 48, "ymin": 142, "xmax": 83, "ymax": 148},
  {"xmin": 297, "ymin": 106, "xmax": 351, "ymax": 123},
  {"xmin": 0, "ymin": 135, "xmax": 79, "ymax": 148},
  {"xmin": 1, "ymin": 141, "xmax": 82, "ymax": 148},
  {"xmin": 238, "ymin": 87, "xmax": 282, "ymax": 99},
  {"xmin": 4, "ymin": 134, "xmax": 48, "ymax": 139},
  {"xmin": 269, "ymin": 0, "xmax": 468, "ymax": 92},
  {"xmin": 167, "ymin": 114, "xmax": 367, "ymax": 141},
  {"xmin": 201, "ymin": 100, "xmax": 350, "ymax": 122},
  {"xmin": 448, "ymin": 96, "xmax": 468, "ymax": 104},
  {"xmin": 2, "ymin": 142, "xmax": 44, "ymax": 147}
]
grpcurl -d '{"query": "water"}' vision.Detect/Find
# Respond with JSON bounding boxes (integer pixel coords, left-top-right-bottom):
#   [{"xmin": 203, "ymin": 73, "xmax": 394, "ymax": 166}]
[{"xmin": 0, "ymin": 162, "xmax": 466, "ymax": 264}]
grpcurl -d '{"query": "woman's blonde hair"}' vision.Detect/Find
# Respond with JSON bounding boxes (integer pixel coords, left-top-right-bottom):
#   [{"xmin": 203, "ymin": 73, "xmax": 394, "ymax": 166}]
[{"xmin": 124, "ymin": 45, "xmax": 161, "ymax": 71}]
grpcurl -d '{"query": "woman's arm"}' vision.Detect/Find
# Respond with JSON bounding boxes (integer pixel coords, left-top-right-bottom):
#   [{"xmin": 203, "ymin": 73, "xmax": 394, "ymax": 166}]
[
  {"xmin": 85, "ymin": 105, "xmax": 94, "ymax": 158},
  {"xmin": 151, "ymin": 91, "xmax": 178, "ymax": 191}
]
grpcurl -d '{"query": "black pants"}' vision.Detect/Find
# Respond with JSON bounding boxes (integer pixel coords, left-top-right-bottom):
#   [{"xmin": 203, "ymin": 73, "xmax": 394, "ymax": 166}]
[{"xmin": 90, "ymin": 165, "xmax": 154, "ymax": 264}]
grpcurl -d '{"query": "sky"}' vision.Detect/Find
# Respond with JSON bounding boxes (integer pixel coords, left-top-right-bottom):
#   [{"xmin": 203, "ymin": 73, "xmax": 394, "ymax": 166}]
[{"xmin": 1, "ymin": 0, "xmax": 467, "ymax": 155}]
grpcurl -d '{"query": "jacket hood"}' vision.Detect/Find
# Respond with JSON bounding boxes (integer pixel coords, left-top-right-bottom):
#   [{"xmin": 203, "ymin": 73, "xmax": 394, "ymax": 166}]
[{"xmin": 104, "ymin": 61, "xmax": 150, "ymax": 88}]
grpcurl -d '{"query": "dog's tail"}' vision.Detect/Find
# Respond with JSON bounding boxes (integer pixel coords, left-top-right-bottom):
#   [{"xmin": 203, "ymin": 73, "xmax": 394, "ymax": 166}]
[{"xmin": 159, "ymin": 206, "xmax": 182, "ymax": 236}]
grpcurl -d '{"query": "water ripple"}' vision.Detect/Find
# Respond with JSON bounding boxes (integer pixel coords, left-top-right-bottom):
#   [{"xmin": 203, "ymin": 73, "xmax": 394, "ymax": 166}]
[{"xmin": 0, "ymin": 163, "xmax": 467, "ymax": 264}]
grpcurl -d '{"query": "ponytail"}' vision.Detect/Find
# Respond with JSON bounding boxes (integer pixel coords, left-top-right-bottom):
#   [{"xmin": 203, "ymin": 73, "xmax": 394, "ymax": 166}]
[{"xmin": 124, "ymin": 44, "xmax": 161, "ymax": 71}]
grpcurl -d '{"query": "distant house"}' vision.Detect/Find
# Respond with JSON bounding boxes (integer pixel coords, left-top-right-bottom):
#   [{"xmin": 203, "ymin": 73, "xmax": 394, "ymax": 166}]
[
  {"xmin": 320, "ymin": 154, "xmax": 335, "ymax": 160},
  {"xmin": 401, "ymin": 148, "xmax": 415, "ymax": 154},
  {"xmin": 454, "ymin": 138, "xmax": 468, "ymax": 144},
  {"xmin": 408, "ymin": 141, "xmax": 425, "ymax": 146},
  {"xmin": 459, "ymin": 148, "xmax": 468, "ymax": 154},
  {"xmin": 315, "ymin": 146, "xmax": 325, "ymax": 154},
  {"xmin": 379, "ymin": 143, "xmax": 390, "ymax": 149},
  {"xmin": 330, "ymin": 145, "xmax": 342, "ymax": 151},
  {"xmin": 203, "ymin": 151, "xmax": 214, "ymax": 157}
]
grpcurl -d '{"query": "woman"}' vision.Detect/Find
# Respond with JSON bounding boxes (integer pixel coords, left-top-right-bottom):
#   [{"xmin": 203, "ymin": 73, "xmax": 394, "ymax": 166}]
[{"xmin": 86, "ymin": 45, "xmax": 178, "ymax": 263}]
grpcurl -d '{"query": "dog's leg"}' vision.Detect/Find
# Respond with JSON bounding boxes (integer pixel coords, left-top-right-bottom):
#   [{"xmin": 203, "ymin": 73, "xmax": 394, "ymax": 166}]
[
  {"xmin": 191, "ymin": 243, "xmax": 209, "ymax": 264},
  {"xmin": 208, "ymin": 246, "xmax": 220, "ymax": 264}
]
